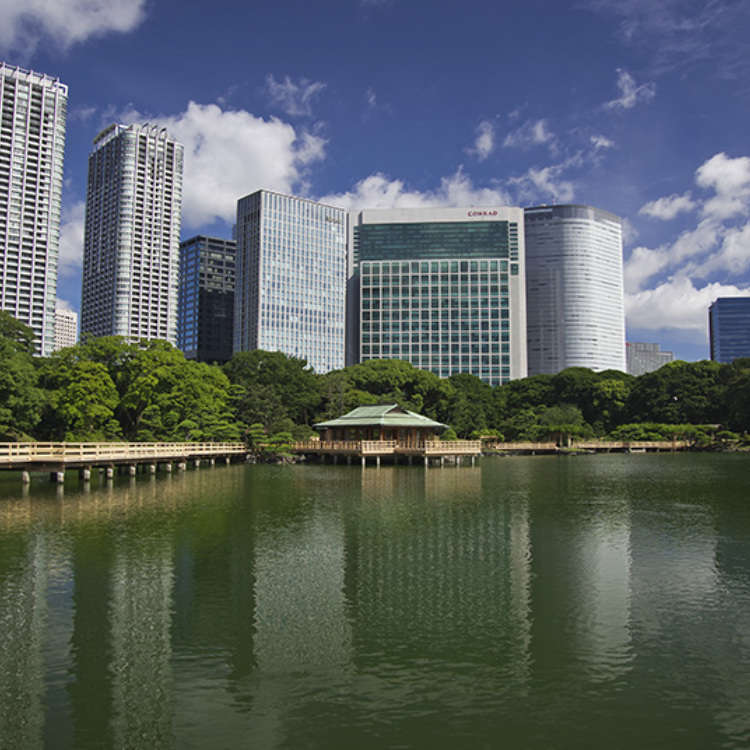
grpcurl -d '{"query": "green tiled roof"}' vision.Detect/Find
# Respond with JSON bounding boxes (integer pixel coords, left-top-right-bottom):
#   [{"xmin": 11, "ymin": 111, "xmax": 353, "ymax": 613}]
[{"xmin": 314, "ymin": 404, "xmax": 447, "ymax": 430}]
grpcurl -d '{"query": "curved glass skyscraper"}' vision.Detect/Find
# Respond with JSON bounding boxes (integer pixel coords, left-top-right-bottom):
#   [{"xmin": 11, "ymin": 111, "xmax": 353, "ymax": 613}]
[{"xmin": 524, "ymin": 204, "xmax": 625, "ymax": 374}]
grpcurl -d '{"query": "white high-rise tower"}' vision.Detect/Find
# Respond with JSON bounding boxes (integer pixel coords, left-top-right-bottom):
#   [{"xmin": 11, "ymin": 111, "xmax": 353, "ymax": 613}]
[
  {"xmin": 0, "ymin": 62, "xmax": 67, "ymax": 355},
  {"xmin": 524, "ymin": 204, "xmax": 626, "ymax": 374},
  {"xmin": 81, "ymin": 123, "xmax": 183, "ymax": 343}
]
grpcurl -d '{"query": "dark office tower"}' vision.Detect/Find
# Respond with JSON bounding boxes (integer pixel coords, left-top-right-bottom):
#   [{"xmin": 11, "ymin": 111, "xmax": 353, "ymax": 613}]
[
  {"xmin": 709, "ymin": 297, "xmax": 750, "ymax": 364},
  {"xmin": 178, "ymin": 235, "xmax": 236, "ymax": 363}
]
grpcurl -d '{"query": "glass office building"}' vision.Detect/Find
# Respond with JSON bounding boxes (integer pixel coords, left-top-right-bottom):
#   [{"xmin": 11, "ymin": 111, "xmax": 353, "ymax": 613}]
[
  {"xmin": 525, "ymin": 204, "xmax": 625, "ymax": 374},
  {"xmin": 353, "ymin": 207, "xmax": 527, "ymax": 385},
  {"xmin": 0, "ymin": 62, "xmax": 67, "ymax": 355},
  {"xmin": 81, "ymin": 123, "xmax": 183, "ymax": 344},
  {"xmin": 709, "ymin": 297, "xmax": 750, "ymax": 364},
  {"xmin": 178, "ymin": 235, "xmax": 236, "ymax": 363},
  {"xmin": 234, "ymin": 190, "xmax": 347, "ymax": 373}
]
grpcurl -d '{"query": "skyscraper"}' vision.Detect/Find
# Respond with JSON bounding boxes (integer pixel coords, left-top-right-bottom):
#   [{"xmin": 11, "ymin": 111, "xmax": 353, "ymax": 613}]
[
  {"xmin": 709, "ymin": 297, "xmax": 750, "ymax": 364},
  {"xmin": 178, "ymin": 235, "xmax": 236, "ymax": 363},
  {"xmin": 0, "ymin": 62, "xmax": 67, "ymax": 355},
  {"xmin": 524, "ymin": 204, "xmax": 625, "ymax": 374},
  {"xmin": 81, "ymin": 123, "xmax": 183, "ymax": 344},
  {"xmin": 53, "ymin": 303, "xmax": 78, "ymax": 351},
  {"xmin": 234, "ymin": 189, "xmax": 347, "ymax": 373},
  {"xmin": 353, "ymin": 206, "xmax": 527, "ymax": 385}
]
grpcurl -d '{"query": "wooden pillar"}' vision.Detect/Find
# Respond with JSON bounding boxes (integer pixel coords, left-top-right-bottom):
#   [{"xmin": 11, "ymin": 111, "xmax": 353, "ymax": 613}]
[
  {"xmin": 195, "ymin": 459, "xmax": 201, "ymax": 469},
  {"xmin": 106, "ymin": 466, "xmax": 114, "ymax": 479},
  {"xmin": 361, "ymin": 456, "xmax": 366, "ymax": 467},
  {"xmin": 129, "ymin": 464, "xmax": 137, "ymax": 477},
  {"xmin": 80, "ymin": 468, "xmax": 91, "ymax": 482},
  {"xmin": 149, "ymin": 464, "xmax": 157, "ymax": 474},
  {"xmin": 471, "ymin": 455, "xmax": 476, "ymax": 467},
  {"xmin": 21, "ymin": 471, "xmax": 30, "ymax": 485},
  {"xmin": 164, "ymin": 463, "xmax": 172, "ymax": 473},
  {"xmin": 376, "ymin": 456, "xmax": 380, "ymax": 467},
  {"xmin": 424, "ymin": 456, "xmax": 429, "ymax": 468},
  {"xmin": 178, "ymin": 462, "xmax": 187, "ymax": 471},
  {"xmin": 440, "ymin": 456, "xmax": 444, "ymax": 467}
]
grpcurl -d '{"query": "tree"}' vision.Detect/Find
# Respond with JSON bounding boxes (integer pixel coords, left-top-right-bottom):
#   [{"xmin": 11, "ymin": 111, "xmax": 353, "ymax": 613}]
[{"xmin": 0, "ymin": 312, "xmax": 44, "ymax": 439}]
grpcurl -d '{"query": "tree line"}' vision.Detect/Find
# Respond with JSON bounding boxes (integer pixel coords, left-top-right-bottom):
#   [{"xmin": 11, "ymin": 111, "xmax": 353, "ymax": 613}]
[{"xmin": 1, "ymin": 311, "xmax": 749, "ymax": 445}]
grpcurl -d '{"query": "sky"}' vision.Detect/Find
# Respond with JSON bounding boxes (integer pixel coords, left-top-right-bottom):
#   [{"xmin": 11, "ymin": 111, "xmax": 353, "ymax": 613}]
[{"xmin": 3, "ymin": 0, "xmax": 750, "ymax": 362}]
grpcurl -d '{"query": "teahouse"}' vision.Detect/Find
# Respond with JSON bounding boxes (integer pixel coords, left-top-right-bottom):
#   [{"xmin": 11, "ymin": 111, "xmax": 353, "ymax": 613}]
[{"xmin": 314, "ymin": 404, "xmax": 447, "ymax": 447}]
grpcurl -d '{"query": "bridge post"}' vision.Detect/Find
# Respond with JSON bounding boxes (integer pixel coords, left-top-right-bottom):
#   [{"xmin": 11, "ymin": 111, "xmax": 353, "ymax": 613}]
[
  {"xmin": 424, "ymin": 456, "xmax": 429, "ymax": 468},
  {"xmin": 164, "ymin": 463, "xmax": 172, "ymax": 473},
  {"xmin": 178, "ymin": 462, "xmax": 187, "ymax": 472},
  {"xmin": 376, "ymin": 456, "xmax": 380, "ymax": 467},
  {"xmin": 471, "ymin": 455, "xmax": 476, "ymax": 467},
  {"xmin": 440, "ymin": 456, "xmax": 444, "ymax": 467},
  {"xmin": 333, "ymin": 455, "xmax": 338, "ymax": 465},
  {"xmin": 361, "ymin": 456, "xmax": 366, "ymax": 467},
  {"xmin": 210, "ymin": 458, "xmax": 216, "ymax": 467},
  {"xmin": 149, "ymin": 464, "xmax": 156, "ymax": 474},
  {"xmin": 346, "ymin": 455, "xmax": 351, "ymax": 465},
  {"xmin": 106, "ymin": 467, "xmax": 114, "ymax": 479},
  {"xmin": 21, "ymin": 471, "xmax": 30, "ymax": 484},
  {"xmin": 50, "ymin": 471, "xmax": 64, "ymax": 484},
  {"xmin": 79, "ymin": 468, "xmax": 91, "ymax": 482},
  {"xmin": 129, "ymin": 465, "xmax": 136, "ymax": 477},
  {"xmin": 195, "ymin": 459, "xmax": 201, "ymax": 469},
  {"xmin": 225, "ymin": 457, "xmax": 231, "ymax": 465}
]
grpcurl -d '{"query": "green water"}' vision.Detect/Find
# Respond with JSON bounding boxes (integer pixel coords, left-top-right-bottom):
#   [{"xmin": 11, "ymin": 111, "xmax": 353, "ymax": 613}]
[{"xmin": 1, "ymin": 454, "xmax": 749, "ymax": 749}]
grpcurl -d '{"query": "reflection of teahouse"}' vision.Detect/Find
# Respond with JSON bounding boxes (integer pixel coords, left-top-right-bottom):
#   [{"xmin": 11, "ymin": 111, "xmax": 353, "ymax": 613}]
[{"xmin": 315, "ymin": 404, "xmax": 446, "ymax": 447}]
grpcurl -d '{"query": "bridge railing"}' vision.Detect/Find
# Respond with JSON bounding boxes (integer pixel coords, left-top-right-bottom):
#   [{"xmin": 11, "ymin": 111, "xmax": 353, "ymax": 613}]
[{"xmin": 0, "ymin": 442, "xmax": 246, "ymax": 465}]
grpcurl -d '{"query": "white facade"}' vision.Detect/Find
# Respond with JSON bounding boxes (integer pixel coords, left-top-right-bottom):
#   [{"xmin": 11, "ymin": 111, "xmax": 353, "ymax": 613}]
[
  {"xmin": 234, "ymin": 190, "xmax": 347, "ymax": 373},
  {"xmin": 353, "ymin": 206, "xmax": 527, "ymax": 385},
  {"xmin": 81, "ymin": 124, "xmax": 183, "ymax": 344},
  {"xmin": 0, "ymin": 63, "xmax": 67, "ymax": 356},
  {"xmin": 525, "ymin": 204, "xmax": 625, "ymax": 374},
  {"xmin": 626, "ymin": 342, "xmax": 673, "ymax": 376},
  {"xmin": 53, "ymin": 305, "xmax": 77, "ymax": 350}
]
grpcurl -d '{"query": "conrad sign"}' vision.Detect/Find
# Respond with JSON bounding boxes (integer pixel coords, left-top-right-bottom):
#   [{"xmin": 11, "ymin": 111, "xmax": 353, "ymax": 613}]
[{"xmin": 467, "ymin": 210, "xmax": 499, "ymax": 217}]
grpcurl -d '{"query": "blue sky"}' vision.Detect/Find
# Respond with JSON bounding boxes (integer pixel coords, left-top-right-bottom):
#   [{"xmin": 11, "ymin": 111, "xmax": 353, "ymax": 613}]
[{"xmin": 3, "ymin": 0, "xmax": 750, "ymax": 362}]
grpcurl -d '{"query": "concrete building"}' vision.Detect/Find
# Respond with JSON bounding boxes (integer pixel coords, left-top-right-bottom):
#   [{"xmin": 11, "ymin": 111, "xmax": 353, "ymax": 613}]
[
  {"xmin": 626, "ymin": 342, "xmax": 673, "ymax": 376},
  {"xmin": 178, "ymin": 235, "xmax": 236, "ymax": 363},
  {"xmin": 234, "ymin": 189, "xmax": 347, "ymax": 373},
  {"xmin": 53, "ymin": 303, "xmax": 77, "ymax": 350},
  {"xmin": 0, "ymin": 62, "xmax": 67, "ymax": 355},
  {"xmin": 352, "ymin": 206, "xmax": 527, "ymax": 385},
  {"xmin": 525, "ymin": 204, "xmax": 625, "ymax": 374},
  {"xmin": 709, "ymin": 297, "xmax": 750, "ymax": 364},
  {"xmin": 81, "ymin": 123, "xmax": 183, "ymax": 344}
]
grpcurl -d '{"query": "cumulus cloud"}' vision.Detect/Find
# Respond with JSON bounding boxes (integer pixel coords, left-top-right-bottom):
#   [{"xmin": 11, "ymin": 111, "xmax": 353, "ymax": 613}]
[
  {"xmin": 133, "ymin": 102, "xmax": 326, "ymax": 228},
  {"xmin": 503, "ymin": 119, "xmax": 557, "ymax": 151},
  {"xmin": 55, "ymin": 297, "xmax": 74, "ymax": 312},
  {"xmin": 468, "ymin": 120, "xmax": 495, "ymax": 162},
  {"xmin": 0, "ymin": 0, "xmax": 146, "ymax": 56},
  {"xmin": 508, "ymin": 154, "xmax": 582, "ymax": 205},
  {"xmin": 639, "ymin": 191, "xmax": 697, "ymax": 220},
  {"xmin": 265, "ymin": 75, "xmax": 326, "ymax": 117},
  {"xmin": 626, "ymin": 277, "xmax": 750, "ymax": 332},
  {"xmin": 695, "ymin": 152, "xmax": 750, "ymax": 221},
  {"xmin": 58, "ymin": 200, "xmax": 86, "ymax": 277},
  {"xmin": 319, "ymin": 168, "xmax": 512, "ymax": 211},
  {"xmin": 605, "ymin": 68, "xmax": 656, "ymax": 110},
  {"xmin": 366, "ymin": 87, "xmax": 377, "ymax": 109}
]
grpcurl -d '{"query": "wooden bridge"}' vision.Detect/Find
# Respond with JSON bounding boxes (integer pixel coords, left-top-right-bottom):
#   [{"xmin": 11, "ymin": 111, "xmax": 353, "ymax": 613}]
[{"xmin": 0, "ymin": 442, "xmax": 248, "ymax": 484}]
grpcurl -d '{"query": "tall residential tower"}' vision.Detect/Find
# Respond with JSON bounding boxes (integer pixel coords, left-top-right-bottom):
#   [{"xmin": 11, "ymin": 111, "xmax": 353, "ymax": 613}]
[
  {"xmin": 524, "ymin": 204, "xmax": 625, "ymax": 374},
  {"xmin": 81, "ymin": 123, "xmax": 183, "ymax": 343},
  {"xmin": 353, "ymin": 207, "xmax": 527, "ymax": 385},
  {"xmin": 0, "ymin": 62, "xmax": 67, "ymax": 355},
  {"xmin": 234, "ymin": 190, "xmax": 347, "ymax": 373}
]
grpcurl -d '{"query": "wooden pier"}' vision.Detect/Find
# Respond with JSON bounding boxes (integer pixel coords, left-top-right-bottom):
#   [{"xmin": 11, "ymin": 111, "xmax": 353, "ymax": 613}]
[
  {"xmin": 292, "ymin": 439, "xmax": 482, "ymax": 466},
  {"xmin": 0, "ymin": 442, "xmax": 247, "ymax": 484}
]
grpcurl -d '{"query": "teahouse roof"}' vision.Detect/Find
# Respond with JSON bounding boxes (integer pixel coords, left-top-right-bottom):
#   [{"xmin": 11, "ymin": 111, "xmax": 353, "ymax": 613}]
[{"xmin": 314, "ymin": 404, "xmax": 447, "ymax": 430}]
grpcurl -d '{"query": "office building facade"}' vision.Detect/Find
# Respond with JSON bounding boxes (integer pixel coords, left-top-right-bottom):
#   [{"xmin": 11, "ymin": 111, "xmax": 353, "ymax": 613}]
[
  {"xmin": 53, "ymin": 304, "xmax": 77, "ymax": 350},
  {"xmin": 626, "ymin": 342, "xmax": 673, "ymax": 376},
  {"xmin": 525, "ymin": 204, "xmax": 625, "ymax": 374},
  {"xmin": 709, "ymin": 297, "xmax": 750, "ymax": 364},
  {"xmin": 178, "ymin": 235, "xmax": 236, "ymax": 363},
  {"xmin": 81, "ymin": 123, "xmax": 183, "ymax": 344},
  {"xmin": 0, "ymin": 62, "xmax": 67, "ymax": 355},
  {"xmin": 234, "ymin": 190, "xmax": 347, "ymax": 373},
  {"xmin": 353, "ymin": 207, "xmax": 527, "ymax": 385}
]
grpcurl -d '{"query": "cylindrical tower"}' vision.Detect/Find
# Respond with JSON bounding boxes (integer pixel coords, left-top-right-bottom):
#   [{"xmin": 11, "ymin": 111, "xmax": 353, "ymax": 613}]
[{"xmin": 524, "ymin": 204, "xmax": 625, "ymax": 374}]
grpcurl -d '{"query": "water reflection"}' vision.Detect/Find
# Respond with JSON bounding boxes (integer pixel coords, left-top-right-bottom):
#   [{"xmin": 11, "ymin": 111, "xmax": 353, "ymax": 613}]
[{"xmin": 0, "ymin": 456, "xmax": 749, "ymax": 748}]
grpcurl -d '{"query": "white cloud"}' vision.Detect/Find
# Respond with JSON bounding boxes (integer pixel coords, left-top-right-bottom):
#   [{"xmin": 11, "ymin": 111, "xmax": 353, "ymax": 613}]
[
  {"xmin": 58, "ymin": 200, "xmax": 85, "ymax": 277},
  {"xmin": 626, "ymin": 277, "xmax": 750, "ymax": 332},
  {"xmin": 605, "ymin": 68, "xmax": 655, "ymax": 110},
  {"xmin": 55, "ymin": 297, "xmax": 74, "ymax": 313},
  {"xmin": 695, "ymin": 152, "xmax": 750, "ymax": 221},
  {"xmin": 621, "ymin": 217, "xmax": 639, "ymax": 246},
  {"xmin": 265, "ymin": 75, "xmax": 326, "ymax": 117},
  {"xmin": 639, "ymin": 191, "xmax": 697, "ymax": 220},
  {"xmin": 508, "ymin": 154, "xmax": 581, "ymax": 204},
  {"xmin": 319, "ymin": 168, "xmax": 512, "ymax": 211},
  {"xmin": 624, "ymin": 219, "xmax": 721, "ymax": 292},
  {"xmin": 689, "ymin": 222, "xmax": 750, "ymax": 279},
  {"xmin": 0, "ymin": 0, "xmax": 146, "ymax": 56},
  {"xmin": 139, "ymin": 102, "xmax": 325, "ymax": 228},
  {"xmin": 503, "ymin": 119, "xmax": 557, "ymax": 151},
  {"xmin": 590, "ymin": 134, "xmax": 615, "ymax": 150},
  {"xmin": 366, "ymin": 87, "xmax": 377, "ymax": 109},
  {"xmin": 468, "ymin": 120, "xmax": 495, "ymax": 162}
]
